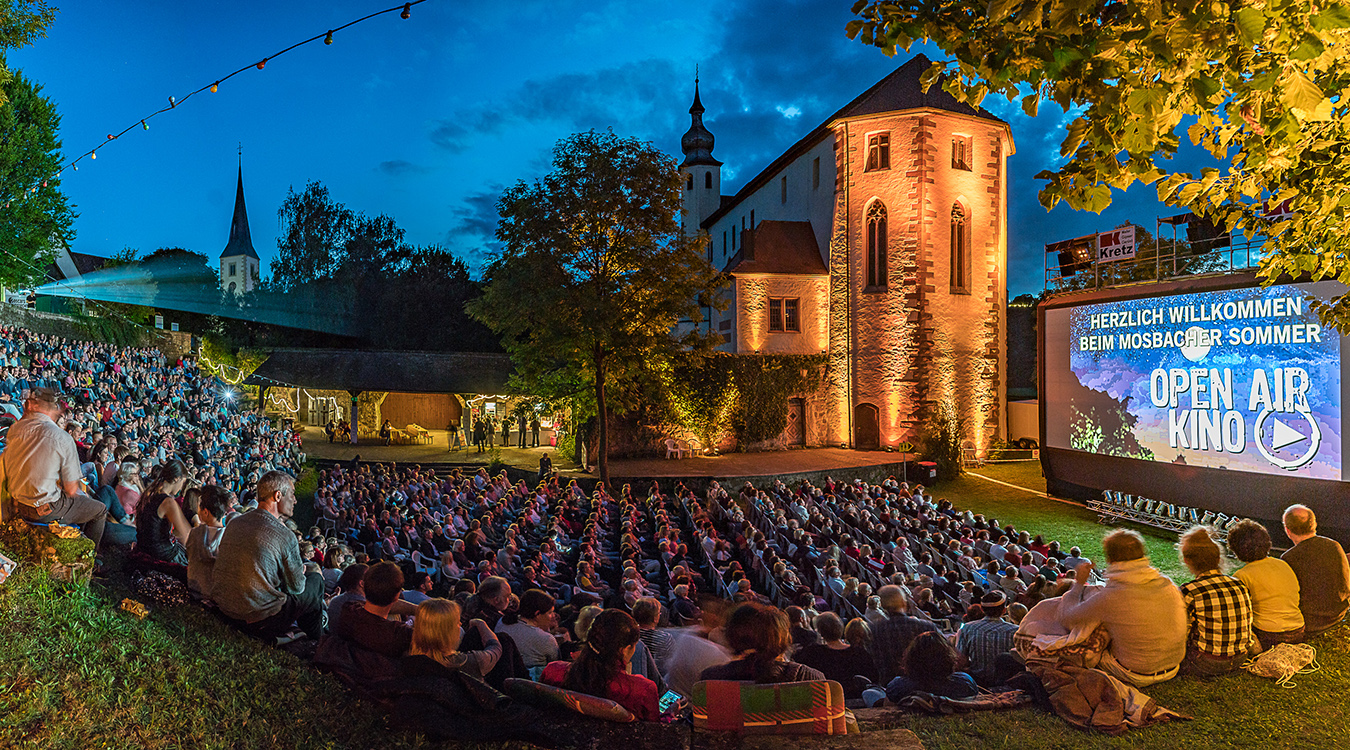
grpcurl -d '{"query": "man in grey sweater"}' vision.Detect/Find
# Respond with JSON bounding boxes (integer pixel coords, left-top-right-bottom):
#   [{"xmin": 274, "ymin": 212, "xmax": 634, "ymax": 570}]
[{"xmin": 213, "ymin": 470, "xmax": 324, "ymax": 639}]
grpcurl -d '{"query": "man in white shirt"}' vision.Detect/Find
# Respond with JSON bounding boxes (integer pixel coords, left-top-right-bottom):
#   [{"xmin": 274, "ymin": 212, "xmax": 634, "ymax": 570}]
[
  {"xmin": 1057, "ymin": 530, "xmax": 1186, "ymax": 687},
  {"xmin": 4, "ymin": 388, "xmax": 106, "ymax": 554}
]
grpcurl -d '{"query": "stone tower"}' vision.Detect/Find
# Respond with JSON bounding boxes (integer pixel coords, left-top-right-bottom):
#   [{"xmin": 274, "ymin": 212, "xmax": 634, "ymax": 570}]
[{"xmin": 679, "ymin": 78, "xmax": 722, "ymax": 253}]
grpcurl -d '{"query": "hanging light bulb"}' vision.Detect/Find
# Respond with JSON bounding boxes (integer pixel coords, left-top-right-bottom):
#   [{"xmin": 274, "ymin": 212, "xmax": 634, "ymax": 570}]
[
  {"xmin": 401, "ymin": 3, "xmax": 411, "ymax": 19},
  {"xmin": 169, "ymin": 96, "xmax": 176, "ymax": 108},
  {"xmin": 72, "ymin": 165, "xmax": 78, "ymax": 172},
  {"xmin": 211, "ymin": 82, "xmax": 219, "ymax": 93},
  {"xmin": 141, "ymin": 120, "xmax": 149, "ymax": 130},
  {"xmin": 41, "ymin": 180, "xmax": 47, "ymax": 188},
  {"xmin": 324, "ymin": 30, "xmax": 333, "ymax": 45},
  {"xmin": 90, "ymin": 151, "xmax": 97, "ymax": 160},
  {"xmin": 106, "ymin": 134, "xmax": 115, "ymax": 140},
  {"xmin": 257, "ymin": 58, "xmax": 267, "ymax": 70}
]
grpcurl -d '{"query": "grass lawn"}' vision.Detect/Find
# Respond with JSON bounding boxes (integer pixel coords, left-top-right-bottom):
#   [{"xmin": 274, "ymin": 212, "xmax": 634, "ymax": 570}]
[{"xmin": 1, "ymin": 461, "xmax": 1347, "ymax": 749}]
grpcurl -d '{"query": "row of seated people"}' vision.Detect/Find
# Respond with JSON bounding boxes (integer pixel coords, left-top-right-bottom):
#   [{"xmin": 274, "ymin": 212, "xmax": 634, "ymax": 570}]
[
  {"xmin": 727, "ymin": 476, "xmax": 1092, "ymax": 621},
  {"xmin": 0, "ymin": 325, "xmax": 302, "ymax": 575},
  {"xmin": 734, "ymin": 473, "xmax": 1350, "ymax": 685},
  {"xmin": 315, "ymin": 463, "xmax": 721, "ymax": 620},
  {"xmin": 63, "ymin": 424, "xmax": 1350, "ymax": 742}
]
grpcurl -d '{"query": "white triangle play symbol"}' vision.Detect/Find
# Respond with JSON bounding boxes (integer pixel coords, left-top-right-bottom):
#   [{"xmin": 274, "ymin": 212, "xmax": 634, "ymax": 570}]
[{"xmin": 1271, "ymin": 417, "xmax": 1307, "ymax": 451}]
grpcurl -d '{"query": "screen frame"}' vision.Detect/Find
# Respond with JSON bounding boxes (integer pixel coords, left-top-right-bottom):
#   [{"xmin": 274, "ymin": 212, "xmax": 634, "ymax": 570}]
[{"xmin": 1038, "ymin": 272, "xmax": 1350, "ymax": 543}]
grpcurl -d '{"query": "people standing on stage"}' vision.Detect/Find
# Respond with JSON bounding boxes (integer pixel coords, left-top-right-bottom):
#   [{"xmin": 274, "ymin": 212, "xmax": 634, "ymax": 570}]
[
  {"xmin": 501, "ymin": 417, "xmax": 511, "ymax": 448},
  {"xmin": 380, "ymin": 419, "xmax": 393, "ymax": 446},
  {"xmin": 517, "ymin": 413, "xmax": 527, "ymax": 448},
  {"xmin": 530, "ymin": 416, "xmax": 541, "ymax": 447},
  {"xmin": 1281, "ymin": 504, "xmax": 1350, "ymax": 637},
  {"xmin": 486, "ymin": 416, "xmax": 496, "ymax": 448}
]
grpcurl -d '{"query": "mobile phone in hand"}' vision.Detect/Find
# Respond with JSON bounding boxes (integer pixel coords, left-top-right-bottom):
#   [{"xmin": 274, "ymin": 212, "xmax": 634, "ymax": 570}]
[{"xmin": 658, "ymin": 690, "xmax": 682, "ymax": 712}]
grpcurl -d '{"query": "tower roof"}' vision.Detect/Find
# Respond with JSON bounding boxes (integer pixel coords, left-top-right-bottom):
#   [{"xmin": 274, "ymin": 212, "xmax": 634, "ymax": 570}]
[
  {"xmin": 681, "ymin": 79, "xmax": 722, "ymax": 168},
  {"xmin": 221, "ymin": 164, "xmax": 259, "ymax": 260},
  {"xmin": 702, "ymin": 54, "xmax": 1012, "ymax": 229}
]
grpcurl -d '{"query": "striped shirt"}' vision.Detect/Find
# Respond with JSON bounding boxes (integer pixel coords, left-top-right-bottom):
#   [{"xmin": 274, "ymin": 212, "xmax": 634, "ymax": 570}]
[
  {"xmin": 1180, "ymin": 572, "xmax": 1253, "ymax": 658},
  {"xmin": 956, "ymin": 617, "xmax": 1018, "ymax": 675}
]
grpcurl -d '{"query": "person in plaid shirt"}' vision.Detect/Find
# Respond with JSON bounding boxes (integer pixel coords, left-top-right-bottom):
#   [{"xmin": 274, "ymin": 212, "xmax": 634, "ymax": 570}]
[
  {"xmin": 1178, "ymin": 526, "xmax": 1253, "ymax": 676},
  {"xmin": 870, "ymin": 585, "xmax": 940, "ymax": 684}
]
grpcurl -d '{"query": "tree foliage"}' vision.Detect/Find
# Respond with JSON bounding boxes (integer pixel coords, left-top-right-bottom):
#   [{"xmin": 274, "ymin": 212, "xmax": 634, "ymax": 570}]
[
  {"xmin": 848, "ymin": 0, "xmax": 1350, "ymax": 327},
  {"xmin": 0, "ymin": 1, "xmax": 56, "ymax": 108},
  {"xmin": 0, "ymin": 69, "xmax": 73, "ymax": 288},
  {"xmin": 269, "ymin": 181, "xmax": 497, "ymax": 351},
  {"xmin": 469, "ymin": 130, "xmax": 722, "ymax": 483}
]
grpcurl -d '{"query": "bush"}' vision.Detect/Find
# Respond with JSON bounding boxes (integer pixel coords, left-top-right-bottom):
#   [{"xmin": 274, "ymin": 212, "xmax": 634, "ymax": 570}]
[{"xmin": 919, "ymin": 404, "xmax": 965, "ymax": 481}]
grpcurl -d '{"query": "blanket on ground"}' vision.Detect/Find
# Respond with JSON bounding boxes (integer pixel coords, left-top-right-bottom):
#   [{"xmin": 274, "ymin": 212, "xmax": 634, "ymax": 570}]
[
  {"xmin": 1025, "ymin": 656, "xmax": 1190, "ymax": 735},
  {"xmin": 896, "ymin": 689, "xmax": 1032, "ymax": 715}
]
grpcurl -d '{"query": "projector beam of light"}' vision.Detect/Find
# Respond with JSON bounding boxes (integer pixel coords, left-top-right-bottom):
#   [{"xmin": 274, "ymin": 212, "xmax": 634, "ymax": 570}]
[{"xmin": 34, "ymin": 258, "xmax": 357, "ymax": 335}]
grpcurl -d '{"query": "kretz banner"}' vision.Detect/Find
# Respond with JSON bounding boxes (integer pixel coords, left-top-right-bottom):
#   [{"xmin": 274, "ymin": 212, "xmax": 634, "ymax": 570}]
[{"xmin": 1097, "ymin": 225, "xmax": 1137, "ymax": 262}]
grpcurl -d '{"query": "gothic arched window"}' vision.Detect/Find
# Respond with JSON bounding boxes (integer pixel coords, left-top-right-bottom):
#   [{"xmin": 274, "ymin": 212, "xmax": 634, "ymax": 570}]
[
  {"xmin": 866, "ymin": 201, "xmax": 887, "ymax": 289},
  {"xmin": 950, "ymin": 203, "xmax": 969, "ymax": 293}
]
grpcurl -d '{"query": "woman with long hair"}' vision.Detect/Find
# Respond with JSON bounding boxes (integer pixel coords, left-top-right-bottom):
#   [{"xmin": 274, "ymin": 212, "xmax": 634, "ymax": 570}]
[
  {"xmin": 881, "ymin": 630, "xmax": 977, "ymax": 702},
  {"xmin": 134, "ymin": 459, "xmax": 192, "ymax": 567},
  {"xmin": 699, "ymin": 602, "xmax": 825, "ymax": 684},
  {"xmin": 541, "ymin": 609, "xmax": 658, "ymax": 720},
  {"xmin": 403, "ymin": 598, "xmax": 502, "ymax": 678}
]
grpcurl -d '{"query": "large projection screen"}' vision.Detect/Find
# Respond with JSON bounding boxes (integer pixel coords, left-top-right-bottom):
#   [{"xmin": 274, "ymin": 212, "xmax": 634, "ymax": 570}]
[{"xmin": 1040, "ymin": 276, "xmax": 1350, "ymax": 540}]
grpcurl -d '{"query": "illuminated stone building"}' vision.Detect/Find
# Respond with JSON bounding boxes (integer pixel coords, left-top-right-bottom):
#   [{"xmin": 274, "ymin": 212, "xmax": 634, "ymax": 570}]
[{"xmin": 680, "ymin": 55, "xmax": 1012, "ymax": 453}]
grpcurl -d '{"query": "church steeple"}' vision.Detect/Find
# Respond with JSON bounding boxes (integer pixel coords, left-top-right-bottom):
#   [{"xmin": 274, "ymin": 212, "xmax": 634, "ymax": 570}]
[
  {"xmin": 681, "ymin": 78, "xmax": 721, "ymax": 168},
  {"xmin": 220, "ymin": 163, "xmax": 259, "ymax": 261},
  {"xmin": 219, "ymin": 155, "xmax": 261, "ymax": 294}
]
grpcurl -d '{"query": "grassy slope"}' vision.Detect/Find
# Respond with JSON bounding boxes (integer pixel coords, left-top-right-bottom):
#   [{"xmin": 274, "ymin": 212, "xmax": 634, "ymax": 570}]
[{"xmin": 1, "ymin": 461, "xmax": 1346, "ymax": 749}]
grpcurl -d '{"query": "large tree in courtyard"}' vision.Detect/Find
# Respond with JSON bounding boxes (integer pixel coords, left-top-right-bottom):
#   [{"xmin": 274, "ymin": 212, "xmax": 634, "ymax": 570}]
[
  {"xmin": 469, "ymin": 130, "xmax": 720, "ymax": 483},
  {"xmin": 0, "ymin": 69, "xmax": 74, "ymax": 288},
  {"xmin": 848, "ymin": 0, "xmax": 1350, "ymax": 327}
]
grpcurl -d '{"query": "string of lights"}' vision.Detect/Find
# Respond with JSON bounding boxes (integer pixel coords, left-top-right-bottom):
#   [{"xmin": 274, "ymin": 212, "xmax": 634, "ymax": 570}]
[{"xmin": 18, "ymin": 0, "xmax": 430, "ymax": 194}]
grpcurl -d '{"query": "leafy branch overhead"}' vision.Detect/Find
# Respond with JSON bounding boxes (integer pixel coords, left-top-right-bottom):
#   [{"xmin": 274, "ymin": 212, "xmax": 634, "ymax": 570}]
[{"xmin": 847, "ymin": 0, "xmax": 1350, "ymax": 328}]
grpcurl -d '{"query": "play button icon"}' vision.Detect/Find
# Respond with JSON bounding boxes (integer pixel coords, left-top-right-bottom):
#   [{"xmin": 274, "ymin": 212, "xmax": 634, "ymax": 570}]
[
  {"xmin": 1270, "ymin": 417, "xmax": 1307, "ymax": 451},
  {"xmin": 1255, "ymin": 407, "xmax": 1322, "ymax": 471}
]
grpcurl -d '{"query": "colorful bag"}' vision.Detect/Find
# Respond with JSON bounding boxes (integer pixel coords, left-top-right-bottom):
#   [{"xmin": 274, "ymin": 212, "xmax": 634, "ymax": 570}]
[{"xmin": 691, "ymin": 680, "xmax": 852, "ymax": 735}]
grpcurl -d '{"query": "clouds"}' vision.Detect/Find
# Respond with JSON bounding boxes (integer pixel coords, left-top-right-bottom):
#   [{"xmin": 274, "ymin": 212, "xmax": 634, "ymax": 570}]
[
  {"xmin": 377, "ymin": 159, "xmax": 426, "ymax": 177},
  {"xmin": 444, "ymin": 185, "xmax": 503, "ymax": 271},
  {"xmin": 429, "ymin": 59, "xmax": 686, "ymax": 155}
]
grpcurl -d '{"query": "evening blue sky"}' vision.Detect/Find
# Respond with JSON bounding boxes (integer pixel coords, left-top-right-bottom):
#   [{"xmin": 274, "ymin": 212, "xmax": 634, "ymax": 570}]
[{"xmin": 10, "ymin": 0, "xmax": 1193, "ymax": 297}]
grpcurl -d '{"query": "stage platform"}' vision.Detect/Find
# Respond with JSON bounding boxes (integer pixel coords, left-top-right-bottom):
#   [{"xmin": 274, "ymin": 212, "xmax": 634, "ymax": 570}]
[{"xmin": 301, "ymin": 426, "xmax": 923, "ymax": 490}]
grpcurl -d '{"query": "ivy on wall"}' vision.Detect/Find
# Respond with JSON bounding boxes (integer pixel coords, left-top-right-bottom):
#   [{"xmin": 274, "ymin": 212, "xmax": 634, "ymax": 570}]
[
  {"xmin": 919, "ymin": 402, "xmax": 965, "ymax": 481},
  {"xmin": 667, "ymin": 353, "xmax": 826, "ymax": 450}
]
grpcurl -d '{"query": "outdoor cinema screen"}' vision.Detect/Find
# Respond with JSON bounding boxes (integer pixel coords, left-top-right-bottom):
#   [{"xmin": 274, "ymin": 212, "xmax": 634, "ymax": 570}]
[{"xmin": 1044, "ymin": 282, "xmax": 1345, "ymax": 481}]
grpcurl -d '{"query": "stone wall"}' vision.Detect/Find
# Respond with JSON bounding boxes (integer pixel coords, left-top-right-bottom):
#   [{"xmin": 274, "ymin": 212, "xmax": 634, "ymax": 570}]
[{"xmin": 823, "ymin": 109, "xmax": 1009, "ymax": 455}]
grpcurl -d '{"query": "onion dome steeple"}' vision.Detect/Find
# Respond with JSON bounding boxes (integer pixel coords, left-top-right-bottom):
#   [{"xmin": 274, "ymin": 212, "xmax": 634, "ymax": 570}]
[{"xmin": 681, "ymin": 78, "xmax": 722, "ymax": 168}]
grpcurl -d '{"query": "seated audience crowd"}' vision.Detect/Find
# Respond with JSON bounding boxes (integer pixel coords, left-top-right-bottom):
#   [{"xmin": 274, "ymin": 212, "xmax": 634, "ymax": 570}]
[{"xmin": 4, "ymin": 321, "xmax": 1349, "ymax": 735}]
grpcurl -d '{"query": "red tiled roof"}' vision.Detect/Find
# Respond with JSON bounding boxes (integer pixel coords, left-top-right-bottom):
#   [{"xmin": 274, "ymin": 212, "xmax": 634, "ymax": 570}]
[{"xmin": 723, "ymin": 221, "xmax": 826, "ymax": 276}]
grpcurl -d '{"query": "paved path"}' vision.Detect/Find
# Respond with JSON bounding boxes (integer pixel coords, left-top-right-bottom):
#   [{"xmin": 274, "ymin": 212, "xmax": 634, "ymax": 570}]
[
  {"xmin": 301, "ymin": 426, "xmax": 912, "ymax": 482},
  {"xmin": 299, "ymin": 427, "xmax": 573, "ymax": 471}
]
